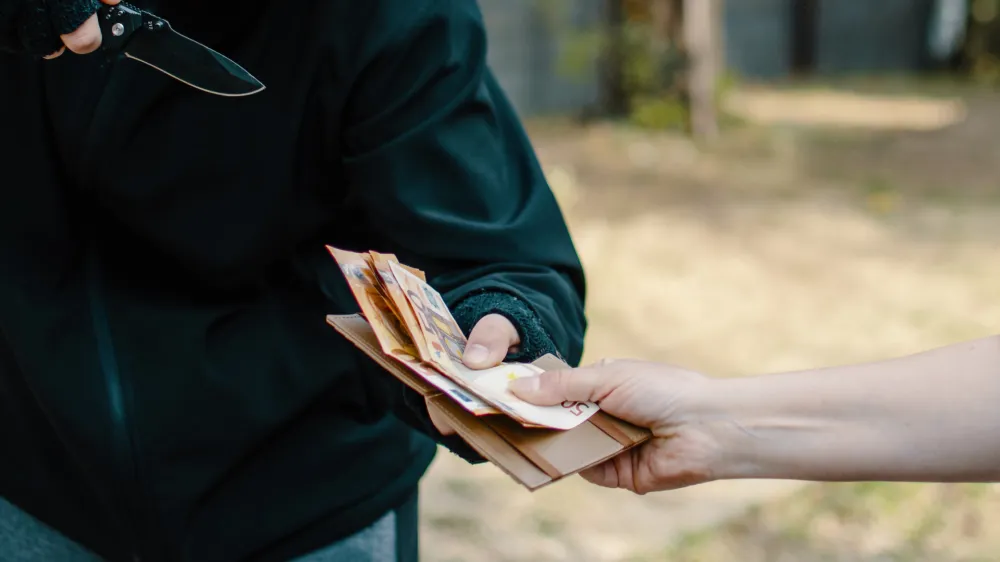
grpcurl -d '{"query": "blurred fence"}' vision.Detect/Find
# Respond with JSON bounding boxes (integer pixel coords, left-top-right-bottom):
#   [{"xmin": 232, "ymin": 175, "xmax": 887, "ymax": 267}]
[
  {"xmin": 725, "ymin": 0, "xmax": 935, "ymax": 78},
  {"xmin": 480, "ymin": 0, "xmax": 946, "ymax": 117},
  {"xmin": 479, "ymin": 0, "xmax": 602, "ymax": 117}
]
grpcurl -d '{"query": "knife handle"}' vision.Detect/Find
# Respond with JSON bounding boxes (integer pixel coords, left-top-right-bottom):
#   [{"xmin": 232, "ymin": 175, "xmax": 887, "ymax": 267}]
[{"xmin": 97, "ymin": 2, "xmax": 145, "ymax": 52}]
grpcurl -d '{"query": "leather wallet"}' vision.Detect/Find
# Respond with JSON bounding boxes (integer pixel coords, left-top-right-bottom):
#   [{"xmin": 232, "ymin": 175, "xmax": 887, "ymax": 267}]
[{"xmin": 327, "ymin": 314, "xmax": 653, "ymax": 491}]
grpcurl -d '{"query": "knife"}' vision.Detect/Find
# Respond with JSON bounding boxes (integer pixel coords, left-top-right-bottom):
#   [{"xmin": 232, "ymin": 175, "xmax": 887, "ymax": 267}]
[{"xmin": 97, "ymin": 2, "xmax": 265, "ymax": 97}]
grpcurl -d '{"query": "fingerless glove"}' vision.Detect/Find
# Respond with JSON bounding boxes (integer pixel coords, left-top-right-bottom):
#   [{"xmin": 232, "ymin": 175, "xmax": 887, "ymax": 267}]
[
  {"xmin": 0, "ymin": 0, "xmax": 100, "ymax": 56},
  {"xmin": 452, "ymin": 291, "xmax": 563, "ymax": 363}
]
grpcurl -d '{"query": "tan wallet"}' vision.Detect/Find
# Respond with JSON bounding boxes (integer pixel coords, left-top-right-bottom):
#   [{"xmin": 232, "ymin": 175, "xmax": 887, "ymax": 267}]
[{"xmin": 327, "ymin": 313, "xmax": 652, "ymax": 491}]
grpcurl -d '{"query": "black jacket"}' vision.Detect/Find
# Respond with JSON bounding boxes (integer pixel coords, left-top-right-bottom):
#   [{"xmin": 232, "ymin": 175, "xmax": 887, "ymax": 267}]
[{"xmin": 0, "ymin": 1, "xmax": 586, "ymax": 561}]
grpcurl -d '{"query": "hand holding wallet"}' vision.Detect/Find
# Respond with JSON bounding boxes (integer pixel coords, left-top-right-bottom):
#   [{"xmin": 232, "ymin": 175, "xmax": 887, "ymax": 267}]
[{"xmin": 325, "ymin": 247, "xmax": 652, "ymax": 490}]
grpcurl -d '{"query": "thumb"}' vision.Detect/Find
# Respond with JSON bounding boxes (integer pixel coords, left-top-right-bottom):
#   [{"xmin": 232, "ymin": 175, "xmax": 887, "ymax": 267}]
[
  {"xmin": 463, "ymin": 314, "xmax": 518, "ymax": 369},
  {"xmin": 509, "ymin": 364, "xmax": 619, "ymax": 406}
]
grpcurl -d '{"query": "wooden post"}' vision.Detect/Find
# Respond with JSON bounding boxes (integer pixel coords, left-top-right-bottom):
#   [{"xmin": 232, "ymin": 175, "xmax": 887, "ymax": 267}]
[
  {"xmin": 597, "ymin": 0, "xmax": 629, "ymax": 117},
  {"xmin": 650, "ymin": 0, "xmax": 683, "ymax": 92},
  {"xmin": 791, "ymin": 0, "xmax": 818, "ymax": 75},
  {"xmin": 683, "ymin": 0, "xmax": 721, "ymax": 141}
]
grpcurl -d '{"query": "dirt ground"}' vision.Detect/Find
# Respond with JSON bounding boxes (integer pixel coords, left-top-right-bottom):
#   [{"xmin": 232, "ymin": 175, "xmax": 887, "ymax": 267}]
[{"xmin": 418, "ymin": 77, "xmax": 1000, "ymax": 561}]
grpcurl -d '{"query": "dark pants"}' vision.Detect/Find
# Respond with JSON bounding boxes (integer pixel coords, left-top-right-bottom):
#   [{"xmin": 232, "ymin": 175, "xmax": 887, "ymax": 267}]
[{"xmin": 0, "ymin": 492, "xmax": 420, "ymax": 561}]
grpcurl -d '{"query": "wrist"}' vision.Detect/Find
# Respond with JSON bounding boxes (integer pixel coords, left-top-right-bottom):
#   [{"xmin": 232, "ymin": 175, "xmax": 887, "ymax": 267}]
[
  {"xmin": 684, "ymin": 375, "xmax": 851, "ymax": 482},
  {"xmin": 680, "ymin": 377, "xmax": 766, "ymax": 481},
  {"xmin": 452, "ymin": 290, "xmax": 558, "ymax": 362}
]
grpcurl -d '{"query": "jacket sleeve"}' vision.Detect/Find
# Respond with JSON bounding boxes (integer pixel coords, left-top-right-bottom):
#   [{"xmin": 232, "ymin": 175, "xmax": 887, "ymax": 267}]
[
  {"xmin": 1, "ymin": 0, "xmax": 97, "ymax": 56},
  {"xmin": 338, "ymin": 0, "xmax": 587, "ymax": 462}
]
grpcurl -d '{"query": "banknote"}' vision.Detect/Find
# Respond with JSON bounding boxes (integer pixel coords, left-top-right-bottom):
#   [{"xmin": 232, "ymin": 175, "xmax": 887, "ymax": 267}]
[
  {"xmin": 329, "ymin": 246, "xmax": 599, "ymax": 430},
  {"xmin": 368, "ymin": 251, "xmax": 433, "ymax": 363},
  {"xmin": 387, "ymin": 260, "xmax": 467, "ymax": 375},
  {"xmin": 449, "ymin": 361, "xmax": 600, "ymax": 430},
  {"xmin": 327, "ymin": 247, "xmax": 498, "ymax": 416},
  {"xmin": 363, "ymin": 252, "xmax": 408, "ymax": 334},
  {"xmin": 387, "ymin": 260, "xmax": 600, "ymax": 431},
  {"xmin": 391, "ymin": 353, "xmax": 499, "ymax": 416},
  {"xmin": 327, "ymin": 247, "xmax": 417, "ymax": 358},
  {"xmin": 366, "ymin": 250, "xmax": 427, "ymax": 282},
  {"xmin": 364, "ymin": 251, "xmax": 429, "ymax": 295},
  {"xmin": 400, "ymin": 263, "xmax": 427, "ymax": 282}
]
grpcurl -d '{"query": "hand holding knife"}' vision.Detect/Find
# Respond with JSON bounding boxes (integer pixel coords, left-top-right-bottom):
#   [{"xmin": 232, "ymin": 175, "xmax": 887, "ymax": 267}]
[
  {"xmin": 33, "ymin": 0, "xmax": 265, "ymax": 97},
  {"xmin": 96, "ymin": 2, "xmax": 265, "ymax": 96}
]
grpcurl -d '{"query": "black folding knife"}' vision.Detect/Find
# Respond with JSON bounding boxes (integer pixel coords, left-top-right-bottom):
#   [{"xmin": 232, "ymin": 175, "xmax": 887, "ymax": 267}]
[{"xmin": 97, "ymin": 2, "xmax": 265, "ymax": 97}]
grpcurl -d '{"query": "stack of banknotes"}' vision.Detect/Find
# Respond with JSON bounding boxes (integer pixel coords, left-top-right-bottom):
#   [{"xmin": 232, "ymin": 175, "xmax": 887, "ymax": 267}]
[{"xmin": 327, "ymin": 246, "xmax": 599, "ymax": 431}]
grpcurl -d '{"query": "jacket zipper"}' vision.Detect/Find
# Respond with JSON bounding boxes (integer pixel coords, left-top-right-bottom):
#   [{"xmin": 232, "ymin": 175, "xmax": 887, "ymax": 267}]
[{"xmin": 86, "ymin": 242, "xmax": 144, "ymax": 562}]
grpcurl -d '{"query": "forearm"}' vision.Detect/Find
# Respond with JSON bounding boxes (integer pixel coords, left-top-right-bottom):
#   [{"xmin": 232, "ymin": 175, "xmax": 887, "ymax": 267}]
[{"xmin": 698, "ymin": 335, "xmax": 1000, "ymax": 483}]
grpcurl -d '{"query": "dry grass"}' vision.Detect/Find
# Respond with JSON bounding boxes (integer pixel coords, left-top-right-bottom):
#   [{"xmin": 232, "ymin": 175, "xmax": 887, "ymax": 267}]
[
  {"xmin": 418, "ymin": 78, "xmax": 1000, "ymax": 561},
  {"xmin": 665, "ymin": 483, "xmax": 1000, "ymax": 562}
]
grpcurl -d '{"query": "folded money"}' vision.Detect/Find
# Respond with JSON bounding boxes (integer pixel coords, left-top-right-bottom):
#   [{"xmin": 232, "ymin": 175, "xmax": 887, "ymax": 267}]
[
  {"xmin": 327, "ymin": 247, "xmax": 497, "ymax": 416},
  {"xmin": 326, "ymin": 246, "xmax": 599, "ymax": 431}
]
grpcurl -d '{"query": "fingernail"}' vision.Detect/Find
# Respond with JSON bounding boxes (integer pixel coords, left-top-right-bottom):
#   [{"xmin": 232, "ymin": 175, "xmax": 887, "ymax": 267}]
[
  {"xmin": 463, "ymin": 344, "xmax": 489, "ymax": 365},
  {"xmin": 508, "ymin": 376, "xmax": 539, "ymax": 394}
]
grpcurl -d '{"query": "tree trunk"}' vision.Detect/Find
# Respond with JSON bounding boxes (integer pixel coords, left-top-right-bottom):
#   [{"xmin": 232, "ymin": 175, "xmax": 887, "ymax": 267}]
[
  {"xmin": 683, "ymin": 0, "xmax": 721, "ymax": 141},
  {"xmin": 597, "ymin": 0, "xmax": 629, "ymax": 117},
  {"xmin": 650, "ymin": 0, "xmax": 683, "ymax": 92},
  {"xmin": 791, "ymin": 0, "xmax": 818, "ymax": 75}
]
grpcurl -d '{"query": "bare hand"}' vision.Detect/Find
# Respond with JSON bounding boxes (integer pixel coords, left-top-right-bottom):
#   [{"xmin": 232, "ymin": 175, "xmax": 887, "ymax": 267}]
[
  {"xmin": 509, "ymin": 359, "xmax": 727, "ymax": 494},
  {"xmin": 43, "ymin": 0, "xmax": 121, "ymax": 60},
  {"xmin": 427, "ymin": 314, "xmax": 519, "ymax": 436}
]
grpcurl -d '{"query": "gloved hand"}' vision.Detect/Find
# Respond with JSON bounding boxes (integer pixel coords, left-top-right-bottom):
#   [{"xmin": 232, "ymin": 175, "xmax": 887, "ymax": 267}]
[{"xmin": 1, "ymin": 0, "xmax": 120, "ymax": 59}]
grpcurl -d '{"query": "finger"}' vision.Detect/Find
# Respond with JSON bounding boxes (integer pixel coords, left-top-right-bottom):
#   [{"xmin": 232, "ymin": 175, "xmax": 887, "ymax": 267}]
[
  {"xmin": 463, "ymin": 314, "xmax": 518, "ymax": 369},
  {"xmin": 100, "ymin": 0, "xmax": 121, "ymax": 4},
  {"xmin": 508, "ymin": 363, "xmax": 622, "ymax": 406},
  {"xmin": 43, "ymin": 47, "xmax": 66, "ymax": 60},
  {"xmin": 615, "ymin": 446, "xmax": 642, "ymax": 494},
  {"xmin": 425, "ymin": 398, "xmax": 457, "ymax": 436},
  {"xmin": 60, "ymin": 14, "xmax": 102, "ymax": 55},
  {"xmin": 579, "ymin": 460, "xmax": 618, "ymax": 488}
]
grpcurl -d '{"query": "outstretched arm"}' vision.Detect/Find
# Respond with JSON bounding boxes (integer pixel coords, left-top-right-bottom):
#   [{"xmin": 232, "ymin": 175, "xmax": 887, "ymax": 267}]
[
  {"xmin": 708, "ymin": 335, "xmax": 1000, "ymax": 483},
  {"xmin": 511, "ymin": 336, "xmax": 1000, "ymax": 493}
]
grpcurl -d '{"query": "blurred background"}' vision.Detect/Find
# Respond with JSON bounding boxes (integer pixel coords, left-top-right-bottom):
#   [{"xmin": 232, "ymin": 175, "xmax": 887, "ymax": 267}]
[{"xmin": 420, "ymin": 1, "xmax": 1000, "ymax": 560}]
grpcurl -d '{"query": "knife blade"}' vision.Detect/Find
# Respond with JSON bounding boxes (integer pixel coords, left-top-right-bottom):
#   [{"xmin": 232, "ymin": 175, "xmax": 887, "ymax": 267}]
[{"xmin": 97, "ymin": 2, "xmax": 265, "ymax": 97}]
